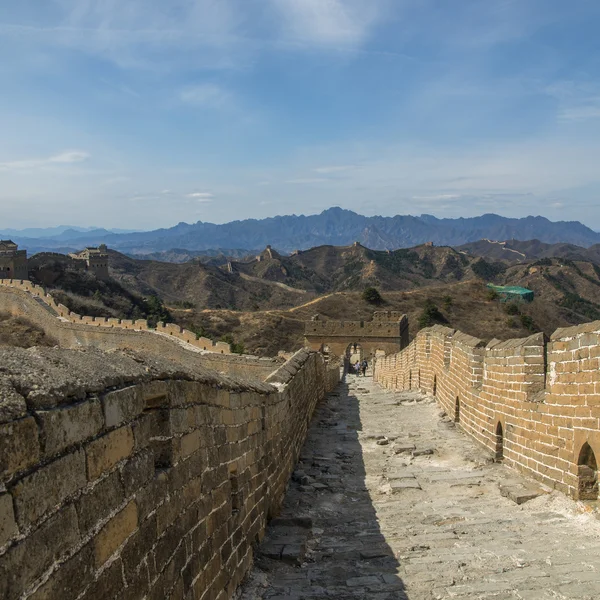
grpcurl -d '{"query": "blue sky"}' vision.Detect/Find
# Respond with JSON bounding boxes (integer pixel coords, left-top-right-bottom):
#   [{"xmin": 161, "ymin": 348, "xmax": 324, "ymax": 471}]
[{"xmin": 1, "ymin": 0, "xmax": 600, "ymax": 230}]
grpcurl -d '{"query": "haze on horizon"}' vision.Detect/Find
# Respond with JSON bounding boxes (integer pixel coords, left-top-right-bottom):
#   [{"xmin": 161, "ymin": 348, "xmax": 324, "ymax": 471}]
[{"xmin": 1, "ymin": 1, "xmax": 600, "ymax": 231}]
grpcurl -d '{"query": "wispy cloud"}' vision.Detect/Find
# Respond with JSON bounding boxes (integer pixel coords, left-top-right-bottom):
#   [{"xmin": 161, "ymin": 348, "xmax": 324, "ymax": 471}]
[
  {"xmin": 314, "ymin": 165, "xmax": 357, "ymax": 174},
  {"xmin": 269, "ymin": 0, "xmax": 388, "ymax": 47},
  {"xmin": 186, "ymin": 192, "xmax": 214, "ymax": 202},
  {"xmin": 180, "ymin": 84, "xmax": 233, "ymax": 110},
  {"xmin": 0, "ymin": 150, "xmax": 90, "ymax": 171},
  {"xmin": 286, "ymin": 177, "xmax": 329, "ymax": 184}
]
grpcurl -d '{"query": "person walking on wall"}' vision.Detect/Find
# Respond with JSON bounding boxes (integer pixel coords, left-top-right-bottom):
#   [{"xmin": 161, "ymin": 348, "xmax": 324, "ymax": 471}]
[
  {"xmin": 361, "ymin": 358, "xmax": 368, "ymax": 377},
  {"xmin": 355, "ymin": 360, "xmax": 361, "ymax": 376}
]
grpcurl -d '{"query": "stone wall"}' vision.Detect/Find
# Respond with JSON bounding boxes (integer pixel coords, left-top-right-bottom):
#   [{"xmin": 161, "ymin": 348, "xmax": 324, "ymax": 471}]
[
  {"xmin": 0, "ymin": 346, "xmax": 340, "ymax": 600},
  {"xmin": 304, "ymin": 313, "xmax": 409, "ymax": 358},
  {"xmin": 0, "ymin": 279, "xmax": 232, "ymax": 353},
  {"xmin": 373, "ymin": 321, "xmax": 600, "ymax": 500}
]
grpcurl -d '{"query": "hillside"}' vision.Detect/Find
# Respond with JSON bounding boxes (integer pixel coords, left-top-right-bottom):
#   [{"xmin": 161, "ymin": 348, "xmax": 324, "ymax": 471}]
[
  {"xmin": 11, "ymin": 208, "xmax": 600, "ymax": 254},
  {"xmin": 25, "ymin": 238, "xmax": 600, "ymax": 357},
  {"xmin": 458, "ymin": 239, "xmax": 600, "ymax": 264}
]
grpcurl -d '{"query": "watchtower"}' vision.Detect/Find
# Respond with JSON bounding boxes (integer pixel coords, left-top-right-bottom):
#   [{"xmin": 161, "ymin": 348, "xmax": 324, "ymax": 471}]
[{"xmin": 304, "ymin": 311, "xmax": 409, "ymax": 359}]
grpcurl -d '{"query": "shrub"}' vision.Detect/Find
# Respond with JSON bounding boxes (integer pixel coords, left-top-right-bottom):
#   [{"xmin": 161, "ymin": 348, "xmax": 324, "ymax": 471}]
[
  {"xmin": 520, "ymin": 314, "xmax": 536, "ymax": 332},
  {"xmin": 418, "ymin": 299, "xmax": 447, "ymax": 329},
  {"xmin": 471, "ymin": 258, "xmax": 506, "ymax": 280},
  {"xmin": 442, "ymin": 295, "xmax": 453, "ymax": 309},
  {"xmin": 486, "ymin": 288, "xmax": 499, "ymax": 301},
  {"xmin": 362, "ymin": 287, "xmax": 383, "ymax": 305},
  {"xmin": 504, "ymin": 303, "xmax": 520, "ymax": 316}
]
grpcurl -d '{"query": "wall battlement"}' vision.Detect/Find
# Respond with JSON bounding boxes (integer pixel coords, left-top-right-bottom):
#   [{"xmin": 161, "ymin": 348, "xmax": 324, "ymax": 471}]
[
  {"xmin": 0, "ymin": 279, "xmax": 231, "ymax": 356},
  {"xmin": 0, "ymin": 346, "xmax": 340, "ymax": 599},
  {"xmin": 305, "ymin": 313, "xmax": 409, "ymax": 358},
  {"xmin": 374, "ymin": 321, "xmax": 600, "ymax": 500}
]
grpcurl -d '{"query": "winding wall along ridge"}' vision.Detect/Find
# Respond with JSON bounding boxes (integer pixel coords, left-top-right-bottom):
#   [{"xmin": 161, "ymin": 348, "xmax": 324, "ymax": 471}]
[
  {"xmin": 374, "ymin": 321, "xmax": 600, "ymax": 500},
  {"xmin": 0, "ymin": 279, "xmax": 231, "ymax": 354}
]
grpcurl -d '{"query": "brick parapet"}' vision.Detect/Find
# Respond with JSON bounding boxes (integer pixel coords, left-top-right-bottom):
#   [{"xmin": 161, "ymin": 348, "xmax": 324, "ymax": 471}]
[
  {"xmin": 374, "ymin": 320, "xmax": 600, "ymax": 500},
  {"xmin": 0, "ymin": 278, "xmax": 234, "ymax": 356},
  {"xmin": 0, "ymin": 347, "xmax": 340, "ymax": 600}
]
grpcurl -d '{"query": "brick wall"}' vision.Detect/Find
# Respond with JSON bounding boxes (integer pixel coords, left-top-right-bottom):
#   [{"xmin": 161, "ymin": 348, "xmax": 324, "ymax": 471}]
[
  {"xmin": 0, "ymin": 280, "xmax": 231, "ymax": 356},
  {"xmin": 374, "ymin": 321, "xmax": 600, "ymax": 500},
  {"xmin": 0, "ymin": 346, "xmax": 339, "ymax": 600}
]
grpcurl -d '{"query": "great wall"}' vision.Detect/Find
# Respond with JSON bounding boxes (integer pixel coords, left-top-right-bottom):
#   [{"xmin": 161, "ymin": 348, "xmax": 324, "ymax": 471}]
[
  {"xmin": 2, "ymin": 277, "xmax": 600, "ymax": 598},
  {"xmin": 0, "ymin": 279, "xmax": 340, "ymax": 599},
  {"xmin": 373, "ymin": 322, "xmax": 600, "ymax": 501}
]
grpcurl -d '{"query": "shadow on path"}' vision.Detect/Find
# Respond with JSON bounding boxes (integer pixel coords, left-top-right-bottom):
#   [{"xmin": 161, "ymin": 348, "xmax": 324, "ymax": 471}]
[{"xmin": 240, "ymin": 375, "xmax": 408, "ymax": 599}]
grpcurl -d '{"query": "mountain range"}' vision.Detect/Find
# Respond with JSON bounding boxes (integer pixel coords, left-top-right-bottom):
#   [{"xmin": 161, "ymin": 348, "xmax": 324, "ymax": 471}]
[{"xmin": 5, "ymin": 208, "xmax": 600, "ymax": 255}]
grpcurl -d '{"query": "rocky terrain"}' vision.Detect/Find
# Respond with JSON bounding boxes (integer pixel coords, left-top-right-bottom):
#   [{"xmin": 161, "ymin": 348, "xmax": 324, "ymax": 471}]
[{"xmin": 24, "ymin": 237, "xmax": 600, "ymax": 356}]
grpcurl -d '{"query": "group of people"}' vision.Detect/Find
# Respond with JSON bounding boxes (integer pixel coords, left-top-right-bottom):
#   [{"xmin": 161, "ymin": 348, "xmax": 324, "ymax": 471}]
[{"xmin": 352, "ymin": 358, "xmax": 369, "ymax": 376}]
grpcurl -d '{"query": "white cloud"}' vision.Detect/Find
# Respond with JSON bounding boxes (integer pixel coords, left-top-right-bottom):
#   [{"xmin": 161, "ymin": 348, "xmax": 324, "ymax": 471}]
[
  {"xmin": 180, "ymin": 84, "xmax": 233, "ymax": 109},
  {"xmin": 0, "ymin": 150, "xmax": 90, "ymax": 170},
  {"xmin": 268, "ymin": 0, "xmax": 387, "ymax": 47},
  {"xmin": 314, "ymin": 165, "xmax": 357, "ymax": 174},
  {"xmin": 286, "ymin": 177, "xmax": 329, "ymax": 184},
  {"xmin": 186, "ymin": 192, "xmax": 214, "ymax": 202}
]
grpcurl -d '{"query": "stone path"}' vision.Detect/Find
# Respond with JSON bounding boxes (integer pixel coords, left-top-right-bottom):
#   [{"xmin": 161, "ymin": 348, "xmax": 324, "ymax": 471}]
[{"xmin": 239, "ymin": 375, "xmax": 600, "ymax": 600}]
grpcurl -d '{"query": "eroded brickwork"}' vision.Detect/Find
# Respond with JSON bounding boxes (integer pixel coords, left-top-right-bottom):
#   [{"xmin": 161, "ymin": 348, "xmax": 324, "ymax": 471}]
[
  {"xmin": 374, "ymin": 321, "xmax": 600, "ymax": 500},
  {"xmin": 0, "ymin": 347, "xmax": 339, "ymax": 600}
]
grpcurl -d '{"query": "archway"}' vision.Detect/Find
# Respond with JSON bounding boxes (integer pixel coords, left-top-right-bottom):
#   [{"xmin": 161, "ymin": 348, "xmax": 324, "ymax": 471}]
[
  {"xmin": 577, "ymin": 443, "xmax": 598, "ymax": 501},
  {"xmin": 454, "ymin": 397, "xmax": 460, "ymax": 423},
  {"xmin": 495, "ymin": 422, "xmax": 504, "ymax": 461}
]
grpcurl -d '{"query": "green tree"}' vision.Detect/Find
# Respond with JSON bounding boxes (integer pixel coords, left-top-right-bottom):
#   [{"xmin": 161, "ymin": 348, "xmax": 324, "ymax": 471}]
[
  {"xmin": 362, "ymin": 287, "xmax": 383, "ymax": 305},
  {"xmin": 418, "ymin": 299, "xmax": 447, "ymax": 329}
]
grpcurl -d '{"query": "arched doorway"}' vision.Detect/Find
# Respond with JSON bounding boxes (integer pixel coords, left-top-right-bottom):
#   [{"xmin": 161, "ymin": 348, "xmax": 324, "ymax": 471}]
[
  {"xmin": 577, "ymin": 443, "xmax": 598, "ymax": 501},
  {"xmin": 495, "ymin": 422, "xmax": 504, "ymax": 461},
  {"xmin": 454, "ymin": 397, "xmax": 460, "ymax": 423}
]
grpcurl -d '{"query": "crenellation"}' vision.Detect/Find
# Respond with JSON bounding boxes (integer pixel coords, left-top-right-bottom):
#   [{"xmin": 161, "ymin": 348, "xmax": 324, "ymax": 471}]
[{"xmin": 374, "ymin": 318, "xmax": 600, "ymax": 500}]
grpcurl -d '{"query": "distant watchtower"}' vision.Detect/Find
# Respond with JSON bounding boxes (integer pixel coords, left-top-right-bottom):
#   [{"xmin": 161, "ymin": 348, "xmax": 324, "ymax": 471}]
[
  {"xmin": 304, "ymin": 311, "xmax": 409, "ymax": 359},
  {"xmin": 0, "ymin": 240, "xmax": 28, "ymax": 280},
  {"xmin": 69, "ymin": 244, "xmax": 110, "ymax": 280}
]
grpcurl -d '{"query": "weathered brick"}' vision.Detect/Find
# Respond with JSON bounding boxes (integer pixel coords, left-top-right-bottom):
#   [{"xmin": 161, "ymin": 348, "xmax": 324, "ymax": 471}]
[
  {"xmin": 80, "ymin": 556, "xmax": 124, "ymax": 600},
  {"xmin": 86, "ymin": 426, "xmax": 135, "ymax": 481},
  {"xmin": 76, "ymin": 470, "xmax": 125, "ymax": 534},
  {"xmin": 0, "ymin": 417, "xmax": 40, "ymax": 480},
  {"xmin": 12, "ymin": 449, "xmax": 87, "ymax": 528},
  {"xmin": 94, "ymin": 501, "xmax": 138, "ymax": 568},
  {"xmin": 120, "ymin": 449, "xmax": 154, "ymax": 497},
  {"xmin": 36, "ymin": 399, "xmax": 104, "ymax": 457},
  {"xmin": 0, "ymin": 505, "xmax": 80, "ymax": 600},
  {"xmin": 102, "ymin": 386, "xmax": 144, "ymax": 429},
  {"xmin": 0, "ymin": 493, "xmax": 18, "ymax": 547},
  {"xmin": 29, "ymin": 543, "xmax": 95, "ymax": 600}
]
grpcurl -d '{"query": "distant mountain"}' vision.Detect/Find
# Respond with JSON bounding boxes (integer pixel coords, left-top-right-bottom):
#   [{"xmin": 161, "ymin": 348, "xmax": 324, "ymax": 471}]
[
  {"xmin": 12, "ymin": 208, "xmax": 600, "ymax": 254},
  {"xmin": 0, "ymin": 225, "xmax": 139, "ymax": 241}
]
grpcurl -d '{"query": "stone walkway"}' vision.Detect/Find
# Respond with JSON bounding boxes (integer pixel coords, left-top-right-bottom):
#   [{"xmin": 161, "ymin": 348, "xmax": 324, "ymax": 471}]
[{"xmin": 239, "ymin": 375, "xmax": 600, "ymax": 600}]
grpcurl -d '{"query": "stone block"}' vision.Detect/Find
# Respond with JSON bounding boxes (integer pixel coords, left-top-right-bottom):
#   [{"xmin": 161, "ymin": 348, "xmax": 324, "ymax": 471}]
[
  {"xmin": 94, "ymin": 501, "xmax": 138, "ymax": 568},
  {"xmin": 102, "ymin": 386, "xmax": 145, "ymax": 429},
  {"xmin": 0, "ymin": 493, "xmax": 18, "ymax": 548},
  {"xmin": 179, "ymin": 430, "xmax": 201, "ymax": 459},
  {"xmin": 80, "ymin": 557, "xmax": 124, "ymax": 600},
  {"xmin": 0, "ymin": 417, "xmax": 40, "ymax": 480},
  {"xmin": 36, "ymin": 399, "xmax": 104, "ymax": 457},
  {"xmin": 0, "ymin": 505, "xmax": 80, "ymax": 600},
  {"xmin": 29, "ymin": 543, "xmax": 94, "ymax": 600},
  {"xmin": 12, "ymin": 449, "xmax": 87, "ymax": 529},
  {"xmin": 121, "ymin": 449, "xmax": 154, "ymax": 497},
  {"xmin": 86, "ymin": 426, "xmax": 135, "ymax": 481},
  {"xmin": 76, "ymin": 471, "xmax": 124, "ymax": 535}
]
